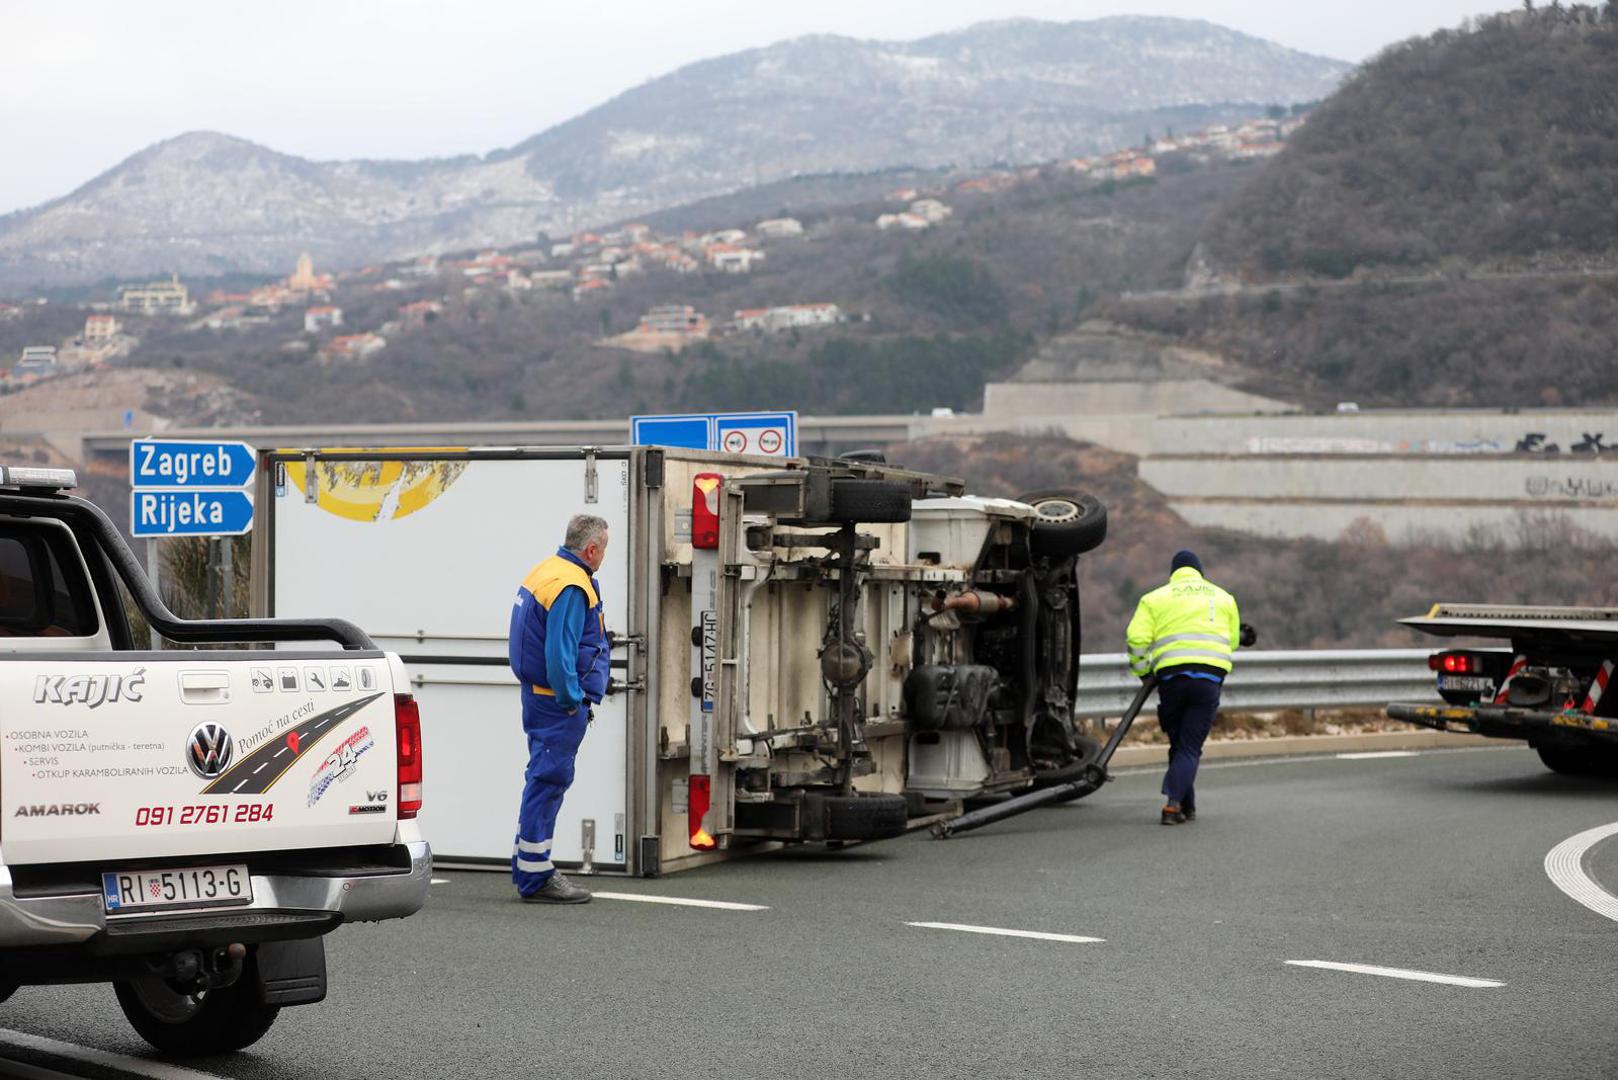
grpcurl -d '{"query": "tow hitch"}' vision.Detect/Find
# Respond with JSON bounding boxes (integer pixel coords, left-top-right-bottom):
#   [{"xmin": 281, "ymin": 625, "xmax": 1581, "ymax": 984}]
[{"xmin": 932, "ymin": 676, "xmax": 1159, "ymax": 838}]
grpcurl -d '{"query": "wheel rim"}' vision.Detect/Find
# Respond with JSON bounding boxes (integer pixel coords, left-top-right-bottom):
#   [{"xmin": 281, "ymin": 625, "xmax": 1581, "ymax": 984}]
[
  {"xmin": 129, "ymin": 976, "xmax": 207, "ymax": 1024},
  {"xmin": 1032, "ymin": 497, "xmax": 1081, "ymax": 524}
]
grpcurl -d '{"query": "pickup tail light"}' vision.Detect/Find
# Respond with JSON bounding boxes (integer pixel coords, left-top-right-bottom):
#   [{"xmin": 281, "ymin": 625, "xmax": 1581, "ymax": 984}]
[{"xmin": 395, "ymin": 694, "xmax": 423, "ymax": 819}]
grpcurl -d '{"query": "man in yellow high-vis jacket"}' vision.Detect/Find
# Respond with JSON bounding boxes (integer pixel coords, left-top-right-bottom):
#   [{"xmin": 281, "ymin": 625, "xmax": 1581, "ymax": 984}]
[{"xmin": 1126, "ymin": 550, "xmax": 1241, "ymax": 825}]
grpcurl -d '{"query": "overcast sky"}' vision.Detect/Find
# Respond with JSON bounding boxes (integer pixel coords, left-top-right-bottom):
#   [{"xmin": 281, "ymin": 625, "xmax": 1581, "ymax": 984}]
[{"xmin": 1, "ymin": 0, "xmax": 1511, "ymax": 216}]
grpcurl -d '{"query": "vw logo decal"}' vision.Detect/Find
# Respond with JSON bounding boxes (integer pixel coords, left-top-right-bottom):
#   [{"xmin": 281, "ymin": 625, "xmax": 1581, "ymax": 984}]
[{"xmin": 186, "ymin": 722, "xmax": 234, "ymax": 779}]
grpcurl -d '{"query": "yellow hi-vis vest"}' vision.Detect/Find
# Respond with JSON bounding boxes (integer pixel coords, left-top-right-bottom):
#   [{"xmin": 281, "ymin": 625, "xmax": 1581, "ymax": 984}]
[{"xmin": 1125, "ymin": 567, "xmax": 1241, "ymax": 677}]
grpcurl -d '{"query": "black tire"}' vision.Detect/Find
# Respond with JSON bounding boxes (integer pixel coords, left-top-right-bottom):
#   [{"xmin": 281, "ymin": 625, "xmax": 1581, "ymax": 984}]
[
  {"xmin": 828, "ymin": 479, "xmax": 912, "ymax": 524},
  {"xmin": 1017, "ymin": 491, "xmax": 1107, "ymax": 556},
  {"xmin": 803, "ymin": 792, "xmax": 909, "ymax": 841},
  {"xmin": 1537, "ymin": 744, "xmax": 1618, "ymax": 777},
  {"xmin": 115, "ymin": 970, "xmax": 280, "ymax": 1056}
]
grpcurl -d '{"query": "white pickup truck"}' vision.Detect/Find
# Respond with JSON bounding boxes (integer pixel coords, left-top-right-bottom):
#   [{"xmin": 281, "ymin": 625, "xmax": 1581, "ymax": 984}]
[{"xmin": 0, "ymin": 466, "xmax": 430, "ymax": 1054}]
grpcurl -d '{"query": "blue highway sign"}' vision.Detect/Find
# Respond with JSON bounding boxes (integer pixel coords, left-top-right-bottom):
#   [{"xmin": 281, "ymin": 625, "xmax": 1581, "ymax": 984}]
[
  {"xmin": 631, "ymin": 411, "xmax": 797, "ymax": 458},
  {"xmin": 131, "ymin": 490, "xmax": 255, "ymax": 538},
  {"xmin": 130, "ymin": 439, "xmax": 257, "ymax": 488}
]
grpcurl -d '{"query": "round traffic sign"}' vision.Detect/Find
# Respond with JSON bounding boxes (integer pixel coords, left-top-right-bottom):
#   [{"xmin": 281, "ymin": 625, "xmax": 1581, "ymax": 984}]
[
  {"xmin": 723, "ymin": 430, "xmax": 748, "ymax": 453},
  {"xmin": 758, "ymin": 429, "xmax": 783, "ymax": 454}
]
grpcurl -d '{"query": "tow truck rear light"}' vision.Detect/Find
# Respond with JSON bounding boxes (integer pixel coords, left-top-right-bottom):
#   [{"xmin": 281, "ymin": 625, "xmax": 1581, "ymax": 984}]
[
  {"xmin": 692, "ymin": 473, "xmax": 721, "ymax": 550},
  {"xmin": 1432, "ymin": 652, "xmax": 1478, "ymax": 674},
  {"xmin": 395, "ymin": 694, "xmax": 423, "ymax": 819}
]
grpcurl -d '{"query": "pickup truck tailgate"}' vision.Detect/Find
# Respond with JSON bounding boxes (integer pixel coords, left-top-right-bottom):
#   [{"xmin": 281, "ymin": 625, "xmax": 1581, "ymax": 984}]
[{"xmin": 2, "ymin": 657, "xmax": 400, "ymax": 865}]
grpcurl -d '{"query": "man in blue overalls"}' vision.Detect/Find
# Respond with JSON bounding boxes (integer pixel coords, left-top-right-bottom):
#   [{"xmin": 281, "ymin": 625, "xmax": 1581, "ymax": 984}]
[{"xmin": 508, "ymin": 514, "xmax": 611, "ymax": 903}]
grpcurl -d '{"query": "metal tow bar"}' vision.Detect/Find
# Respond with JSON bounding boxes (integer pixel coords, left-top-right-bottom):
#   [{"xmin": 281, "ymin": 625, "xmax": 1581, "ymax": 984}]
[{"xmin": 931, "ymin": 675, "xmax": 1159, "ymax": 839}]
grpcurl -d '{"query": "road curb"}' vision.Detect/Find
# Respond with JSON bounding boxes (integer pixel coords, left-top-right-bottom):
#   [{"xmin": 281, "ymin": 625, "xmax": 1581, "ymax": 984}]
[{"xmin": 1109, "ymin": 729, "xmax": 1509, "ymax": 768}]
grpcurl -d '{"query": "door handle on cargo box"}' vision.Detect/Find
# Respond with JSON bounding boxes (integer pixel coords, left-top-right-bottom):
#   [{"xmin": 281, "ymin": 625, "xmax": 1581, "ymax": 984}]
[{"xmin": 179, "ymin": 670, "xmax": 232, "ymax": 705}]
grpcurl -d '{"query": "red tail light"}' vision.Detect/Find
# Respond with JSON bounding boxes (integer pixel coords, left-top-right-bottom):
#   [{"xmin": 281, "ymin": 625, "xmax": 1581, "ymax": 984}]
[
  {"xmin": 1434, "ymin": 652, "xmax": 1477, "ymax": 674},
  {"xmin": 395, "ymin": 693, "xmax": 422, "ymax": 819},
  {"xmin": 692, "ymin": 473, "xmax": 721, "ymax": 550},
  {"xmin": 688, "ymin": 774, "xmax": 716, "ymax": 849}
]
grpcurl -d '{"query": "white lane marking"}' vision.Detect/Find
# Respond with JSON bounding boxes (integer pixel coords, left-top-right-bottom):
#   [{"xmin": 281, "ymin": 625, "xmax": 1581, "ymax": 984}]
[
  {"xmin": 275, "ymin": 746, "xmax": 289, "ymax": 757},
  {"xmin": 906, "ymin": 921, "xmax": 1104, "ymax": 944},
  {"xmin": 253, "ymin": 762, "xmax": 268, "ymax": 775},
  {"xmin": 231, "ymin": 778, "xmax": 250, "ymax": 793},
  {"xmin": 0, "ymin": 1028, "xmax": 226, "ymax": 1079},
  {"xmin": 1336, "ymin": 751, "xmax": 1420, "ymax": 760},
  {"xmin": 1544, "ymin": 820, "xmax": 1618, "ymax": 923},
  {"xmin": 0, "ymin": 1054, "xmax": 82, "ymax": 1080},
  {"xmin": 430, "ymin": 877, "xmax": 451, "ymax": 885},
  {"xmin": 592, "ymin": 891, "xmax": 768, "ymax": 911},
  {"xmin": 1285, "ymin": 960, "xmax": 1503, "ymax": 988}
]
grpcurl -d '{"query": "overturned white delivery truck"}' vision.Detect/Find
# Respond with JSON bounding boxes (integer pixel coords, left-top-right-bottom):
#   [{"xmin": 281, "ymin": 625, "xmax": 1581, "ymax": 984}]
[{"xmin": 251, "ymin": 446, "xmax": 1106, "ymax": 876}]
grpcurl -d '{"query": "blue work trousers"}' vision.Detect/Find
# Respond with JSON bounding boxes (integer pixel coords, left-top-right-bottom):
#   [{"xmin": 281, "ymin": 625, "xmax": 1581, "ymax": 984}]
[
  {"xmin": 512, "ymin": 695, "xmax": 589, "ymax": 896},
  {"xmin": 1157, "ymin": 676, "xmax": 1221, "ymax": 810}
]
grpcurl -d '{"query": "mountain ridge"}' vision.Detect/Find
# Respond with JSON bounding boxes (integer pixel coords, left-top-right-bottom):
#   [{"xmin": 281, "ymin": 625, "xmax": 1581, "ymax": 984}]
[{"xmin": 0, "ymin": 16, "xmax": 1347, "ymax": 288}]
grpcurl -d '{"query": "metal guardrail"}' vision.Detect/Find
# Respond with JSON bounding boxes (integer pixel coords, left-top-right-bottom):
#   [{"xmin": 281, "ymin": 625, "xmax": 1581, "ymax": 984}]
[{"xmin": 1075, "ymin": 649, "xmax": 1439, "ymax": 720}]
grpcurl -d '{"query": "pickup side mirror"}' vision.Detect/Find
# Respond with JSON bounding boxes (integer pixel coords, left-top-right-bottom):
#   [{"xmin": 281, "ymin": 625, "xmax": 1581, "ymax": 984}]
[{"xmin": 1239, "ymin": 623, "xmax": 1258, "ymax": 648}]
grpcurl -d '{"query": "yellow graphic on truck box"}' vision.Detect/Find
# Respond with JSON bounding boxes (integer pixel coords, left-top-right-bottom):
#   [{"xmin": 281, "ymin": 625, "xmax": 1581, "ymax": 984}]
[{"xmin": 280, "ymin": 452, "xmax": 468, "ymax": 522}]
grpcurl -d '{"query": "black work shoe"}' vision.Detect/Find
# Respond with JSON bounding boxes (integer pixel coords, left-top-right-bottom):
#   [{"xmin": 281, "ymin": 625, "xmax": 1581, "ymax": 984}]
[
  {"xmin": 521, "ymin": 872, "xmax": 592, "ymax": 904},
  {"xmin": 1161, "ymin": 807, "xmax": 1186, "ymax": 826},
  {"xmin": 1182, "ymin": 807, "xmax": 1197, "ymax": 822}
]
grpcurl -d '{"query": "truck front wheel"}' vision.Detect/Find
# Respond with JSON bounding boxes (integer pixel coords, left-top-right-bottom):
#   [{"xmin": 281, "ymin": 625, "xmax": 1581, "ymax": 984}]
[{"xmin": 114, "ymin": 971, "xmax": 280, "ymax": 1055}]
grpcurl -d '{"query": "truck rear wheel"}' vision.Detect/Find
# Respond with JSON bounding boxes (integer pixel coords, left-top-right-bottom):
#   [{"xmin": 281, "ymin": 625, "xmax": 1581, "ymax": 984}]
[
  {"xmin": 1017, "ymin": 491, "xmax": 1107, "ymax": 556},
  {"xmin": 1537, "ymin": 744, "xmax": 1618, "ymax": 777},
  {"xmin": 115, "ymin": 971, "xmax": 280, "ymax": 1055},
  {"xmin": 803, "ymin": 792, "xmax": 909, "ymax": 841},
  {"xmin": 828, "ymin": 479, "xmax": 912, "ymax": 524}
]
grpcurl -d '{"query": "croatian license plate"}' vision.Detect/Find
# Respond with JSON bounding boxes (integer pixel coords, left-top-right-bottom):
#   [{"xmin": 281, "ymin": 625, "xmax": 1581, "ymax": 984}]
[
  {"xmin": 101, "ymin": 864, "xmax": 252, "ymax": 914},
  {"xmin": 1438, "ymin": 675, "xmax": 1495, "ymax": 693}
]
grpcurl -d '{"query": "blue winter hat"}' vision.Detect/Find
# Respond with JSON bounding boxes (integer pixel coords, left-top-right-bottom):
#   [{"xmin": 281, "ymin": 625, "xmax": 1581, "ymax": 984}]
[{"xmin": 1171, "ymin": 549, "xmax": 1203, "ymax": 574}]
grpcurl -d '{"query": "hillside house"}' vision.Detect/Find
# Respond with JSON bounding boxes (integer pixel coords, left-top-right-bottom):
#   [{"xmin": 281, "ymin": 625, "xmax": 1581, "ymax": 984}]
[
  {"xmin": 319, "ymin": 332, "xmax": 386, "ymax": 361},
  {"xmin": 730, "ymin": 303, "xmax": 844, "ymax": 333},
  {"xmin": 707, "ymin": 244, "xmax": 764, "ymax": 273},
  {"xmin": 304, "ymin": 305, "xmax": 343, "ymax": 332},
  {"xmin": 877, "ymin": 212, "xmax": 930, "ymax": 231},
  {"xmin": 83, "ymin": 314, "xmax": 120, "ymax": 340},
  {"xmin": 530, "ymin": 270, "xmax": 574, "ymax": 290},
  {"xmin": 0, "ymin": 303, "xmax": 21, "ymax": 323},
  {"xmin": 756, "ymin": 217, "xmax": 804, "ymax": 239},
  {"xmin": 398, "ymin": 300, "xmax": 443, "ymax": 328},
  {"xmin": 887, "ymin": 187, "xmax": 919, "ymax": 202},
  {"xmin": 572, "ymin": 278, "xmax": 612, "ymax": 302},
  {"xmin": 909, "ymin": 199, "xmax": 952, "ymax": 222},
  {"xmin": 699, "ymin": 228, "xmax": 748, "ymax": 247},
  {"xmin": 118, "ymin": 275, "xmax": 192, "ymax": 315}
]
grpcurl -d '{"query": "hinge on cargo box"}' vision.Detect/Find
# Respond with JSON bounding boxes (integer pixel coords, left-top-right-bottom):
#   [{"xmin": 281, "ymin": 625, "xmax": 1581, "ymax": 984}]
[
  {"xmin": 302, "ymin": 452, "xmax": 318, "ymax": 503},
  {"xmin": 581, "ymin": 819, "xmax": 596, "ymax": 875},
  {"xmin": 645, "ymin": 449, "xmax": 664, "ymax": 489},
  {"xmin": 583, "ymin": 448, "xmax": 599, "ymax": 504}
]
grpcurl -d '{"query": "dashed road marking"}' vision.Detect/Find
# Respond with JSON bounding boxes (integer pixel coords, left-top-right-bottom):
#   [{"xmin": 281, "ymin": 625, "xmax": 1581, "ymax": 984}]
[
  {"xmin": 1544, "ymin": 820, "xmax": 1618, "ymax": 923},
  {"xmin": 232, "ymin": 778, "xmax": 250, "ymax": 793},
  {"xmin": 1335, "ymin": 751, "xmax": 1420, "ymax": 760},
  {"xmin": 274, "ymin": 747, "xmax": 289, "ymax": 758},
  {"xmin": 430, "ymin": 877, "xmax": 451, "ymax": 885},
  {"xmin": 0, "ymin": 1028, "xmax": 226, "ymax": 1079},
  {"xmin": 1285, "ymin": 960, "xmax": 1503, "ymax": 988},
  {"xmin": 253, "ymin": 762, "xmax": 268, "ymax": 774},
  {"xmin": 906, "ymin": 921, "xmax": 1104, "ymax": 944},
  {"xmin": 592, "ymin": 891, "xmax": 768, "ymax": 911}
]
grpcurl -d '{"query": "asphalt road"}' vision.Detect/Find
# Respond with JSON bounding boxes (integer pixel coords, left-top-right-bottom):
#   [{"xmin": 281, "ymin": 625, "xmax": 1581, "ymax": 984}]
[{"xmin": 3, "ymin": 744, "xmax": 1617, "ymax": 1080}]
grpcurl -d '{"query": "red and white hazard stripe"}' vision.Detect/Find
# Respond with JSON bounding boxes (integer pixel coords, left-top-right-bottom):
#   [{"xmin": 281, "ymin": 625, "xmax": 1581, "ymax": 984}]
[
  {"xmin": 1581, "ymin": 660, "xmax": 1614, "ymax": 714},
  {"xmin": 1494, "ymin": 655, "xmax": 1527, "ymax": 704}
]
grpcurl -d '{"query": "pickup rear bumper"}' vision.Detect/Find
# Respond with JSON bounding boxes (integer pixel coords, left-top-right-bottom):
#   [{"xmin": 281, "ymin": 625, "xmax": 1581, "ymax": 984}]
[
  {"xmin": 1388, "ymin": 702, "xmax": 1618, "ymax": 743},
  {"xmin": 0, "ymin": 840, "xmax": 431, "ymax": 952}
]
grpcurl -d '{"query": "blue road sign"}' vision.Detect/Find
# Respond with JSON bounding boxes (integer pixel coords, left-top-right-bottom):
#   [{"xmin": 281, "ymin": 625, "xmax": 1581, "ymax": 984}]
[
  {"xmin": 131, "ymin": 490, "xmax": 255, "ymax": 538},
  {"xmin": 130, "ymin": 439, "xmax": 257, "ymax": 489},
  {"xmin": 631, "ymin": 411, "xmax": 797, "ymax": 458},
  {"xmin": 630, "ymin": 414, "xmax": 712, "ymax": 451}
]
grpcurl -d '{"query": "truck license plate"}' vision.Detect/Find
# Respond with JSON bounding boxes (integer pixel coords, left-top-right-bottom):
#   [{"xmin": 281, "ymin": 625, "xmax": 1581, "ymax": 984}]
[
  {"xmin": 1438, "ymin": 675, "xmax": 1495, "ymax": 693},
  {"xmin": 101, "ymin": 864, "xmax": 252, "ymax": 914}
]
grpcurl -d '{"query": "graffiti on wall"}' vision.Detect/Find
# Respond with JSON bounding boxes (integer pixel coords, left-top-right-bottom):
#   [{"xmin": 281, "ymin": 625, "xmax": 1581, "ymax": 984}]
[
  {"xmin": 1245, "ymin": 432, "xmax": 1611, "ymax": 456},
  {"xmin": 1525, "ymin": 476, "xmax": 1618, "ymax": 500}
]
